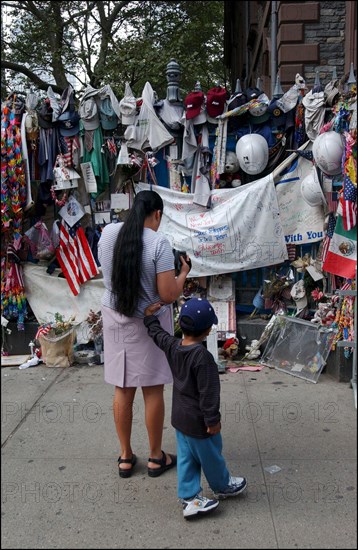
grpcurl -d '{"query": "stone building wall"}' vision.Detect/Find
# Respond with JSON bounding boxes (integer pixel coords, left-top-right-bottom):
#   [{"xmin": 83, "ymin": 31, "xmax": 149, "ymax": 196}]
[{"xmin": 304, "ymin": 1, "xmax": 346, "ymax": 86}]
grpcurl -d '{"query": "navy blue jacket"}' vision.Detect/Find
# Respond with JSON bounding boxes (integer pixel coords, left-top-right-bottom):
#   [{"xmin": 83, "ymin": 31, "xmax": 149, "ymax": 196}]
[{"xmin": 144, "ymin": 315, "xmax": 221, "ymax": 438}]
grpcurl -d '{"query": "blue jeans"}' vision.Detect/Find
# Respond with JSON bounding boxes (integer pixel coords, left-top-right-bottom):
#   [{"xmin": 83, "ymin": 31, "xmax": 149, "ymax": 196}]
[{"xmin": 176, "ymin": 430, "xmax": 230, "ymax": 499}]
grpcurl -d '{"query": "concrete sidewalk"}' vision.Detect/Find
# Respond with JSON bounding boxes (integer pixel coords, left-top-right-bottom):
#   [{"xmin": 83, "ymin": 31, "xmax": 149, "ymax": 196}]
[{"xmin": 1, "ymin": 362, "xmax": 357, "ymax": 549}]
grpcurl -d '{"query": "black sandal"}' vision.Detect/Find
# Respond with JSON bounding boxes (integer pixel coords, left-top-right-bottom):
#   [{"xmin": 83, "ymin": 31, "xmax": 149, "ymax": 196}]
[
  {"xmin": 147, "ymin": 450, "xmax": 177, "ymax": 478},
  {"xmin": 118, "ymin": 454, "xmax": 137, "ymax": 478}
]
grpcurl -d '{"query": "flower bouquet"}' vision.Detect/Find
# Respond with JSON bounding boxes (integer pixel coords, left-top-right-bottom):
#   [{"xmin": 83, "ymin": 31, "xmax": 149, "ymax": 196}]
[
  {"xmin": 263, "ymin": 272, "xmax": 293, "ymax": 313},
  {"xmin": 36, "ymin": 312, "xmax": 76, "ymax": 368}
]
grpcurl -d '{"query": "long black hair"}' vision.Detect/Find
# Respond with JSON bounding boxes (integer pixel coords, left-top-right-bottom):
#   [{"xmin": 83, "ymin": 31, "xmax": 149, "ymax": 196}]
[{"xmin": 111, "ymin": 190, "xmax": 164, "ymax": 317}]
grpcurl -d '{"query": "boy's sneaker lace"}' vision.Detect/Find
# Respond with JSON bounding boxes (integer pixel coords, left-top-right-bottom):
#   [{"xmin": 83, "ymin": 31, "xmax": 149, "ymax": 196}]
[
  {"xmin": 181, "ymin": 494, "xmax": 219, "ymax": 518},
  {"xmin": 214, "ymin": 475, "xmax": 247, "ymax": 499}
]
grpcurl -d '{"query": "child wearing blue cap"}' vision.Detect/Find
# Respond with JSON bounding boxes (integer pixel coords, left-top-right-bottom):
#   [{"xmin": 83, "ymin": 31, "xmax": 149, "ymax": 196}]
[{"xmin": 144, "ymin": 297, "xmax": 247, "ymax": 519}]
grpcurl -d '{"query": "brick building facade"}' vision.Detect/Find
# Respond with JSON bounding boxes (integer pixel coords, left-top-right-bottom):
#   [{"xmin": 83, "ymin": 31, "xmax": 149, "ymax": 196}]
[{"xmin": 224, "ymin": 1, "xmax": 357, "ymax": 93}]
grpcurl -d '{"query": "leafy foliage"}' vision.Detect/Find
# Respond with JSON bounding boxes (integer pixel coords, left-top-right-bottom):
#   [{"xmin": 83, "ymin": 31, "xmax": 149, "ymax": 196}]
[{"xmin": 1, "ymin": 0, "xmax": 226, "ymax": 100}]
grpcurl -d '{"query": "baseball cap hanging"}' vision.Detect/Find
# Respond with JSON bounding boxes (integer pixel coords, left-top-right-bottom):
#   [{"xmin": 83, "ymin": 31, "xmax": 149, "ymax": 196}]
[
  {"xmin": 37, "ymin": 100, "xmax": 53, "ymax": 129},
  {"xmin": 206, "ymin": 86, "xmax": 227, "ymax": 118},
  {"xmin": 99, "ymin": 97, "xmax": 119, "ymax": 130},
  {"xmin": 79, "ymin": 96, "xmax": 100, "ymax": 130},
  {"xmin": 267, "ymin": 98, "xmax": 287, "ymax": 128},
  {"xmin": 227, "ymin": 92, "xmax": 248, "ymax": 131},
  {"xmin": 245, "ymin": 87, "xmax": 261, "ymax": 100},
  {"xmin": 119, "ymin": 82, "xmax": 137, "ymax": 126},
  {"xmin": 60, "ymin": 84, "xmax": 74, "ymax": 114},
  {"xmin": 184, "ymin": 91, "xmax": 205, "ymax": 120},
  {"xmin": 58, "ymin": 110, "xmax": 81, "ymax": 137}
]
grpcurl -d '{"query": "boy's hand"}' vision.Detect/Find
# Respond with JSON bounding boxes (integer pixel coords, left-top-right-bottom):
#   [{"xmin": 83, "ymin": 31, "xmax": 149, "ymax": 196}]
[
  {"xmin": 206, "ymin": 422, "xmax": 221, "ymax": 435},
  {"xmin": 144, "ymin": 302, "xmax": 163, "ymax": 317}
]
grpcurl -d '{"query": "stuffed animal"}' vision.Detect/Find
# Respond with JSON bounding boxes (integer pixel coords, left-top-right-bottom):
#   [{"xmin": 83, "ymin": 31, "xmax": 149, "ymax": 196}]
[
  {"xmin": 311, "ymin": 302, "xmax": 335, "ymax": 325},
  {"xmin": 219, "ymin": 337, "xmax": 239, "ymax": 359},
  {"xmin": 219, "ymin": 151, "xmax": 242, "ymax": 188},
  {"xmin": 245, "ymin": 339, "xmax": 261, "ymax": 360}
]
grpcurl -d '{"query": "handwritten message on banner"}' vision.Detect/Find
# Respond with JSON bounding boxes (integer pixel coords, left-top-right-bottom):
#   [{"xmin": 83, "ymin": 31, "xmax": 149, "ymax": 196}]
[
  {"xmin": 275, "ymin": 155, "xmax": 325, "ymax": 244},
  {"xmin": 136, "ymin": 176, "xmax": 288, "ymax": 277}
]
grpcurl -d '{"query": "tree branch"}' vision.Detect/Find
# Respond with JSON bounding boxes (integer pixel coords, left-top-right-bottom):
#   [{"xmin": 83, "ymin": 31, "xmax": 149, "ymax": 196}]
[{"xmin": 1, "ymin": 61, "xmax": 65, "ymax": 94}]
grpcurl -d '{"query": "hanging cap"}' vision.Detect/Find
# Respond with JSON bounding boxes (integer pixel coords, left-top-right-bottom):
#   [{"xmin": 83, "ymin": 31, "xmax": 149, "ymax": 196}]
[
  {"xmin": 184, "ymin": 91, "xmax": 205, "ymax": 120},
  {"xmin": 79, "ymin": 96, "xmax": 100, "ymax": 130},
  {"xmin": 60, "ymin": 84, "xmax": 75, "ymax": 114},
  {"xmin": 99, "ymin": 97, "xmax": 119, "ymax": 130},
  {"xmin": 245, "ymin": 87, "xmax": 261, "ymax": 100},
  {"xmin": 58, "ymin": 110, "xmax": 80, "ymax": 136},
  {"xmin": 206, "ymin": 86, "xmax": 227, "ymax": 117},
  {"xmin": 119, "ymin": 82, "xmax": 137, "ymax": 125},
  {"xmin": 37, "ymin": 100, "xmax": 53, "ymax": 129},
  {"xmin": 267, "ymin": 98, "xmax": 287, "ymax": 127}
]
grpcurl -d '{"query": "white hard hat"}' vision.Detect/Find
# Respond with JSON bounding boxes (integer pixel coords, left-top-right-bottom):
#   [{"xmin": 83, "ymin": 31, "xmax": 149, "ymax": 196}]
[
  {"xmin": 312, "ymin": 131, "xmax": 344, "ymax": 175},
  {"xmin": 301, "ymin": 166, "xmax": 327, "ymax": 207},
  {"xmin": 235, "ymin": 134, "xmax": 269, "ymax": 175}
]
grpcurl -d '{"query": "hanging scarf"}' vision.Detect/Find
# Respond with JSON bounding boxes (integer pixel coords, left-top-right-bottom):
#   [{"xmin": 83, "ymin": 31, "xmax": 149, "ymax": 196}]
[{"xmin": 294, "ymin": 94, "xmax": 305, "ymax": 147}]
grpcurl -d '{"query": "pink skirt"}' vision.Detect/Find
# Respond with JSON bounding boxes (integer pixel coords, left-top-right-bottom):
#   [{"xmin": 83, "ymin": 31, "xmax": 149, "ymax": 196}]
[{"xmin": 102, "ymin": 305, "xmax": 174, "ymax": 388}]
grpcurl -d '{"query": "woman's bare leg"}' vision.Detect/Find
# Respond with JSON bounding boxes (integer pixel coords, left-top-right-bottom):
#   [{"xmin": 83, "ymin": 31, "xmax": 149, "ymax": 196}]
[
  {"xmin": 142, "ymin": 385, "xmax": 173, "ymax": 469},
  {"xmin": 113, "ymin": 386, "xmax": 136, "ymax": 471}
]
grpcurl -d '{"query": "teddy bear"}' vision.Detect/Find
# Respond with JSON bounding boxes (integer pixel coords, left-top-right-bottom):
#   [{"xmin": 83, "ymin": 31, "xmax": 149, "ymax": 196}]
[
  {"xmin": 244, "ymin": 339, "xmax": 261, "ymax": 360},
  {"xmin": 311, "ymin": 302, "xmax": 335, "ymax": 325},
  {"xmin": 218, "ymin": 151, "xmax": 242, "ymax": 188},
  {"xmin": 219, "ymin": 337, "xmax": 240, "ymax": 359}
]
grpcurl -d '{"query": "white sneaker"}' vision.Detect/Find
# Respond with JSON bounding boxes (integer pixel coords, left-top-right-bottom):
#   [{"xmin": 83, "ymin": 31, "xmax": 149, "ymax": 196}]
[
  {"xmin": 214, "ymin": 475, "xmax": 247, "ymax": 499},
  {"xmin": 181, "ymin": 494, "xmax": 219, "ymax": 518}
]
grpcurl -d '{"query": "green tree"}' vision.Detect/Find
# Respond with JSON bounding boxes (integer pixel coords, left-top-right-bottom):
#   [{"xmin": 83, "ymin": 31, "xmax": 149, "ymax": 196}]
[{"xmin": 1, "ymin": 0, "xmax": 226, "ymax": 100}]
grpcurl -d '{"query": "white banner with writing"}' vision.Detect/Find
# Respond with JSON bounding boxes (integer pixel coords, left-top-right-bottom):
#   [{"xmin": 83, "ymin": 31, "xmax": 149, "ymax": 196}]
[
  {"xmin": 136, "ymin": 176, "xmax": 288, "ymax": 277},
  {"xmin": 23, "ymin": 264, "xmax": 104, "ymax": 325},
  {"xmin": 275, "ymin": 155, "xmax": 325, "ymax": 244}
]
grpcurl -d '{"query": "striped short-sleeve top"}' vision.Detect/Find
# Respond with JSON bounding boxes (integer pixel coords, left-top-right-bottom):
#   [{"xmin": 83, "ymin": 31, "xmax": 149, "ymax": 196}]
[{"xmin": 98, "ymin": 222, "xmax": 175, "ymax": 318}]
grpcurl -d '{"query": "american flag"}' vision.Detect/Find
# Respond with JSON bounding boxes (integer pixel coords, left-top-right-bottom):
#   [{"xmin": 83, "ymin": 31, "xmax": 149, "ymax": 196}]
[
  {"xmin": 56, "ymin": 220, "xmax": 99, "ymax": 296},
  {"xmin": 341, "ymin": 174, "xmax": 357, "ymax": 231},
  {"xmin": 35, "ymin": 324, "xmax": 52, "ymax": 341},
  {"xmin": 325, "ymin": 191, "xmax": 339, "ymax": 213},
  {"xmin": 321, "ymin": 213, "xmax": 336, "ymax": 262}
]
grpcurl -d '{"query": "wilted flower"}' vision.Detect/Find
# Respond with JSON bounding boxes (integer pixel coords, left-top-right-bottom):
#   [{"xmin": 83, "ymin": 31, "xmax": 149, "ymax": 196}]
[{"xmin": 86, "ymin": 310, "xmax": 103, "ymax": 339}]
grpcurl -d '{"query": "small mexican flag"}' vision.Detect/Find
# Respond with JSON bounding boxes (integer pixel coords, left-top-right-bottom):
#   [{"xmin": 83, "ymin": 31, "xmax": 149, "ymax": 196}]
[{"xmin": 323, "ymin": 215, "xmax": 357, "ymax": 279}]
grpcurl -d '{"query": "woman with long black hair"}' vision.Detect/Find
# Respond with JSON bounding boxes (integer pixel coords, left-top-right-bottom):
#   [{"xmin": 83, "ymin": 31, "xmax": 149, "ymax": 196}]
[{"xmin": 98, "ymin": 190, "xmax": 191, "ymax": 478}]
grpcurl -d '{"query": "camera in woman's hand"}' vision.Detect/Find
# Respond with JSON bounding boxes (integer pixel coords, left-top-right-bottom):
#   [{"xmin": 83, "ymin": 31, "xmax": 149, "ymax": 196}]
[{"xmin": 173, "ymin": 249, "xmax": 191, "ymax": 275}]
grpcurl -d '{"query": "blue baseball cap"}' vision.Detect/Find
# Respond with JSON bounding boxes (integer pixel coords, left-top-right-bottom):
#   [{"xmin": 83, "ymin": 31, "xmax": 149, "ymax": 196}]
[
  {"xmin": 267, "ymin": 98, "xmax": 287, "ymax": 127},
  {"xmin": 179, "ymin": 298, "xmax": 218, "ymax": 332},
  {"xmin": 99, "ymin": 97, "xmax": 119, "ymax": 130},
  {"xmin": 58, "ymin": 110, "xmax": 80, "ymax": 136}
]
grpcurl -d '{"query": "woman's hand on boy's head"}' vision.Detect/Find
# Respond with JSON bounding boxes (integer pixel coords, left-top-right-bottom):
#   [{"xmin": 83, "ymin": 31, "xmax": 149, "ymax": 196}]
[{"xmin": 144, "ymin": 302, "xmax": 163, "ymax": 316}]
